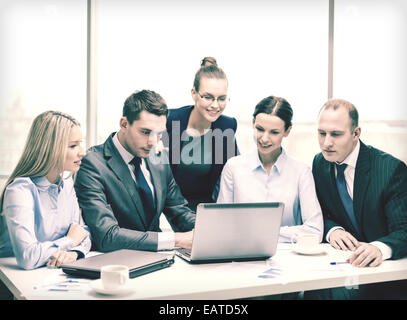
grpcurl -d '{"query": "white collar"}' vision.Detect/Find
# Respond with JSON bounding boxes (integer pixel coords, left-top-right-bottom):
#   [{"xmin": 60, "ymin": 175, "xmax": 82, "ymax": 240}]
[
  {"xmin": 112, "ymin": 132, "xmax": 135, "ymax": 164},
  {"xmin": 336, "ymin": 139, "xmax": 360, "ymax": 169},
  {"xmin": 31, "ymin": 175, "xmax": 64, "ymax": 192},
  {"xmin": 249, "ymin": 147, "xmax": 287, "ymax": 174}
]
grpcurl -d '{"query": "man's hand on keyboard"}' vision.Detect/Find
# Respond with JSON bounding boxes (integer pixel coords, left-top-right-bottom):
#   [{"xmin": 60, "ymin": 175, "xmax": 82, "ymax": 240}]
[{"xmin": 175, "ymin": 230, "xmax": 194, "ymax": 250}]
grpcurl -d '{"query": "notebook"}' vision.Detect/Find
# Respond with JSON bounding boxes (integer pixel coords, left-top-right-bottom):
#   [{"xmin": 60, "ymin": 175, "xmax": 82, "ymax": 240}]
[
  {"xmin": 175, "ymin": 202, "xmax": 284, "ymax": 264},
  {"xmin": 61, "ymin": 249, "xmax": 174, "ymax": 279}
]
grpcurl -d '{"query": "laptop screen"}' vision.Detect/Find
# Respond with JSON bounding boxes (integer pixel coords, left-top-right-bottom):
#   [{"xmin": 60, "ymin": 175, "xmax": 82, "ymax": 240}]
[{"xmin": 183, "ymin": 202, "xmax": 284, "ymax": 263}]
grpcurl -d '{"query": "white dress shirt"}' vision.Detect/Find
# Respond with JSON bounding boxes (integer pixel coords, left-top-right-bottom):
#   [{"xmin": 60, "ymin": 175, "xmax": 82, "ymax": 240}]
[
  {"xmin": 112, "ymin": 133, "xmax": 175, "ymax": 250},
  {"xmin": 326, "ymin": 140, "xmax": 392, "ymax": 260},
  {"xmin": 217, "ymin": 148, "xmax": 324, "ymax": 243},
  {"xmin": 0, "ymin": 176, "xmax": 91, "ymax": 269}
]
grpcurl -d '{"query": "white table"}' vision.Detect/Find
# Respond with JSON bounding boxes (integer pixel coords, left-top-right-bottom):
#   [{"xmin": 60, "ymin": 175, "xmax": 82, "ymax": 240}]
[{"xmin": 1, "ymin": 243, "xmax": 406, "ymax": 300}]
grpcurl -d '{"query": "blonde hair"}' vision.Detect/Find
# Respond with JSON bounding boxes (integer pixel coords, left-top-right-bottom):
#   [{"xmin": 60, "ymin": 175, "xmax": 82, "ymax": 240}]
[{"xmin": 0, "ymin": 111, "xmax": 80, "ymax": 211}]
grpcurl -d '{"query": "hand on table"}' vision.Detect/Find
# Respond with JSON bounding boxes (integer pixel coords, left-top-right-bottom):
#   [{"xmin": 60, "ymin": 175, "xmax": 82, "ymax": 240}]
[
  {"xmin": 347, "ymin": 242, "xmax": 383, "ymax": 267},
  {"xmin": 329, "ymin": 229, "xmax": 360, "ymax": 251},
  {"xmin": 47, "ymin": 250, "xmax": 78, "ymax": 268}
]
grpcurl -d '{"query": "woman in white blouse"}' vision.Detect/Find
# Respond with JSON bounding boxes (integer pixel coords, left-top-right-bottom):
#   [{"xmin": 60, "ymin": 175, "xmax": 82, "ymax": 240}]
[
  {"xmin": 217, "ymin": 96, "xmax": 323, "ymax": 242},
  {"xmin": 0, "ymin": 111, "xmax": 91, "ymax": 270}
]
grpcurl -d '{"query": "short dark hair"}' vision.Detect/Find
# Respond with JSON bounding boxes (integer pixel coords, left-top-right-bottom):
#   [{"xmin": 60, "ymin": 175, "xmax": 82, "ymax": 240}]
[
  {"xmin": 123, "ymin": 90, "xmax": 168, "ymax": 124},
  {"xmin": 320, "ymin": 98, "xmax": 359, "ymax": 131},
  {"xmin": 253, "ymin": 96, "xmax": 293, "ymax": 131}
]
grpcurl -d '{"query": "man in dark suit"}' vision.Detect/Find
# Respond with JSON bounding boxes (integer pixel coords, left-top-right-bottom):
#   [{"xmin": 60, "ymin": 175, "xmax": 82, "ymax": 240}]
[
  {"xmin": 75, "ymin": 90, "xmax": 195, "ymax": 252},
  {"xmin": 306, "ymin": 98, "xmax": 407, "ymax": 299}
]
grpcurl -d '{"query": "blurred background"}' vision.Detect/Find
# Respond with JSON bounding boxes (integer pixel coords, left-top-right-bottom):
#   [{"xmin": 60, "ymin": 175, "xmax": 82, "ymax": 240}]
[{"xmin": 1, "ymin": 0, "xmax": 406, "ymax": 190}]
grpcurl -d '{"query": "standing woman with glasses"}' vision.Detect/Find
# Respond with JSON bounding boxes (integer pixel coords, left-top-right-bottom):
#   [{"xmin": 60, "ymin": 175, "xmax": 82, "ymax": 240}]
[
  {"xmin": 0, "ymin": 111, "xmax": 91, "ymax": 270},
  {"xmin": 165, "ymin": 57, "xmax": 239, "ymax": 211}
]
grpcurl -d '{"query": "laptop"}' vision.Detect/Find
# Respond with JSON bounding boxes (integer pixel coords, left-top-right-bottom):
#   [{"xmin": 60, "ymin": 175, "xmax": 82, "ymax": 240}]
[
  {"xmin": 175, "ymin": 202, "xmax": 284, "ymax": 264},
  {"xmin": 61, "ymin": 249, "xmax": 174, "ymax": 279}
]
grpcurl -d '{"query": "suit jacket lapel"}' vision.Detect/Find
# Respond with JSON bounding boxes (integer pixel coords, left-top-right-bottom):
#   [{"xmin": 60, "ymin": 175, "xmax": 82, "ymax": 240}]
[
  {"xmin": 104, "ymin": 135, "xmax": 148, "ymax": 229},
  {"xmin": 179, "ymin": 106, "xmax": 193, "ymax": 133},
  {"xmin": 353, "ymin": 141, "xmax": 371, "ymax": 227},
  {"xmin": 168, "ymin": 106, "xmax": 193, "ymax": 172}
]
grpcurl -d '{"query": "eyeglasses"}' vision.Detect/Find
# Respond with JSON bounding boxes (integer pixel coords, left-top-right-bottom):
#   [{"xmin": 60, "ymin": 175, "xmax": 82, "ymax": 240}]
[{"xmin": 197, "ymin": 92, "xmax": 229, "ymax": 106}]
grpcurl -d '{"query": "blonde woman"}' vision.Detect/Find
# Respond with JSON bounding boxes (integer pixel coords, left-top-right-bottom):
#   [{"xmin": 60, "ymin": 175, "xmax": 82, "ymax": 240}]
[{"xmin": 0, "ymin": 111, "xmax": 91, "ymax": 270}]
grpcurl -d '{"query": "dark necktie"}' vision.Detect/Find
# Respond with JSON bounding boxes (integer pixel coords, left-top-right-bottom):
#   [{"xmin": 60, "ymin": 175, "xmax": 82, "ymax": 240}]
[
  {"xmin": 335, "ymin": 163, "xmax": 361, "ymax": 238},
  {"xmin": 130, "ymin": 157, "xmax": 155, "ymax": 226}
]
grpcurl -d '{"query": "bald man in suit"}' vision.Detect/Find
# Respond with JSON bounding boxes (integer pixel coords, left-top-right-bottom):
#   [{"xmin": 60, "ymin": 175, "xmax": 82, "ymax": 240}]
[{"xmin": 305, "ymin": 99, "xmax": 407, "ymax": 299}]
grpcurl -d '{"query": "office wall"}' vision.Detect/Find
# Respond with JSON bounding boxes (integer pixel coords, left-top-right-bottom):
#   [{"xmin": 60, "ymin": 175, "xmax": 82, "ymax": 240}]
[
  {"xmin": 0, "ymin": 0, "xmax": 406, "ymax": 190},
  {"xmin": 95, "ymin": 0, "xmax": 328, "ymax": 144},
  {"xmin": 0, "ymin": 0, "xmax": 87, "ymax": 188}
]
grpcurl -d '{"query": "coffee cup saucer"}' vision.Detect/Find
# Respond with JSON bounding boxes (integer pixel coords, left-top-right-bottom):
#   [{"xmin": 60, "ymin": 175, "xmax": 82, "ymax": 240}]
[
  {"xmin": 292, "ymin": 245, "xmax": 326, "ymax": 255},
  {"xmin": 90, "ymin": 279, "xmax": 134, "ymax": 296}
]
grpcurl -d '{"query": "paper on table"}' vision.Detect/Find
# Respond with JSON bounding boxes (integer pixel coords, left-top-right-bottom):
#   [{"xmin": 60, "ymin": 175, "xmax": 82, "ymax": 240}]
[
  {"xmin": 29, "ymin": 272, "xmax": 92, "ymax": 297},
  {"xmin": 201, "ymin": 261, "xmax": 270, "ymax": 279},
  {"xmin": 32, "ymin": 269, "xmax": 63, "ymax": 289},
  {"xmin": 257, "ymin": 248, "xmax": 359, "ymax": 282}
]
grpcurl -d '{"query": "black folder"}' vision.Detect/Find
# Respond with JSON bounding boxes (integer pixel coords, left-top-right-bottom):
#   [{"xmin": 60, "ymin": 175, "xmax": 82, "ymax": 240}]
[{"xmin": 61, "ymin": 249, "xmax": 174, "ymax": 279}]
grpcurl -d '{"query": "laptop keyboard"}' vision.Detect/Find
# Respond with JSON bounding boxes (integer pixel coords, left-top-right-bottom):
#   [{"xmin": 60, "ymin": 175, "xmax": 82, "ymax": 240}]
[{"xmin": 176, "ymin": 248, "xmax": 191, "ymax": 257}]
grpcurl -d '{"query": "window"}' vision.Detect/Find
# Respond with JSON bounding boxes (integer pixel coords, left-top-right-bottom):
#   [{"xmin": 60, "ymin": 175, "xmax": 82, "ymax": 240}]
[
  {"xmin": 1, "ymin": 0, "xmax": 405, "ymax": 191},
  {"xmin": 334, "ymin": 0, "xmax": 407, "ymax": 121},
  {"xmin": 0, "ymin": 0, "xmax": 87, "ymax": 189},
  {"xmin": 333, "ymin": 0, "xmax": 407, "ymax": 163},
  {"xmin": 96, "ymin": 0, "xmax": 329, "ymax": 158}
]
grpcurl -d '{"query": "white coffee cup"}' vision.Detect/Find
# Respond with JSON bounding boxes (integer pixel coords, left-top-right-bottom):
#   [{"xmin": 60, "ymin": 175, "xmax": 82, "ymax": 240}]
[
  {"xmin": 100, "ymin": 265, "xmax": 129, "ymax": 290},
  {"xmin": 291, "ymin": 234, "xmax": 320, "ymax": 253}
]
